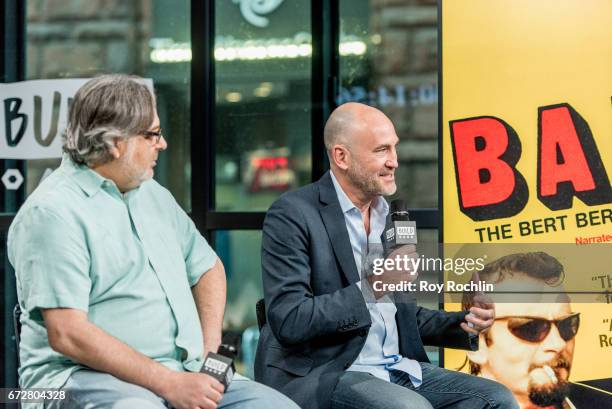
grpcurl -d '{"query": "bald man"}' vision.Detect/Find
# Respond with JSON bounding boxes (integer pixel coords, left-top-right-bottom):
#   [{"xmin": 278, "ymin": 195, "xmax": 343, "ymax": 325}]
[{"xmin": 255, "ymin": 103, "xmax": 518, "ymax": 409}]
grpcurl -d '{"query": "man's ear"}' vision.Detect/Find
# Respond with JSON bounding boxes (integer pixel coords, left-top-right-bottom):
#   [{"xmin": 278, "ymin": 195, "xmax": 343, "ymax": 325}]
[
  {"xmin": 331, "ymin": 145, "xmax": 350, "ymax": 170},
  {"xmin": 467, "ymin": 333, "xmax": 489, "ymax": 366},
  {"xmin": 109, "ymin": 138, "xmax": 123, "ymax": 159}
]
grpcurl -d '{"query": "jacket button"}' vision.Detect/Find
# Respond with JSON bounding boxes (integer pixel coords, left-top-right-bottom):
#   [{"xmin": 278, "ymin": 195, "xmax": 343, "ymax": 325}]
[
  {"xmin": 359, "ymin": 329, "xmax": 367, "ymax": 337},
  {"xmin": 344, "ymin": 362, "xmax": 351, "ymax": 369}
]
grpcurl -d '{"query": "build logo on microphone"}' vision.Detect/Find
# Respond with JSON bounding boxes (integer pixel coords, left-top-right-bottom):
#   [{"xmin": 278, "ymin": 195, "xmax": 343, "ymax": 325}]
[{"xmin": 397, "ymin": 226, "xmax": 416, "ymax": 240}]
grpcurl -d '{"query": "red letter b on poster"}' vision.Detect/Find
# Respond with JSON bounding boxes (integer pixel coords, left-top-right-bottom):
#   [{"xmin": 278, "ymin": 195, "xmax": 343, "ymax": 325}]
[{"xmin": 450, "ymin": 117, "xmax": 528, "ymax": 221}]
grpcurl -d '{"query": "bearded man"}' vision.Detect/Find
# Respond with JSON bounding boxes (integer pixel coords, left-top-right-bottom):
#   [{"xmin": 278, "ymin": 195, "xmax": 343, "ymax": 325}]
[
  {"xmin": 254, "ymin": 102, "xmax": 518, "ymax": 409},
  {"xmin": 464, "ymin": 252, "xmax": 611, "ymax": 409}
]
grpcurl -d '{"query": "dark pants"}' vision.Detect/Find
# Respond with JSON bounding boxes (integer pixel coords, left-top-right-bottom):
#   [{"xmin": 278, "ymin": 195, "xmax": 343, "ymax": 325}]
[{"xmin": 330, "ymin": 363, "xmax": 519, "ymax": 409}]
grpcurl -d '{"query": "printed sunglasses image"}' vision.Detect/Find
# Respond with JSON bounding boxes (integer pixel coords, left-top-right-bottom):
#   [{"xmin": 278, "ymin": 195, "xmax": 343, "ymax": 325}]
[{"xmin": 498, "ymin": 313, "xmax": 580, "ymax": 343}]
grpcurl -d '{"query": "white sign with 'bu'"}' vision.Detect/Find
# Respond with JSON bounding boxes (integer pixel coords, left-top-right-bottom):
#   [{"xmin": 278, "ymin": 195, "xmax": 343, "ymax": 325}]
[
  {"xmin": 0, "ymin": 79, "xmax": 90, "ymax": 159},
  {"xmin": 0, "ymin": 78, "xmax": 153, "ymax": 160}
]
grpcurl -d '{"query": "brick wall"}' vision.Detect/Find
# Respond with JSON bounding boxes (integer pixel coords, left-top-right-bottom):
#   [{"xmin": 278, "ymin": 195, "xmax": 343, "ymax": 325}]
[
  {"xmin": 371, "ymin": 0, "xmax": 439, "ymax": 207},
  {"xmin": 26, "ymin": 0, "xmax": 151, "ymax": 79}
]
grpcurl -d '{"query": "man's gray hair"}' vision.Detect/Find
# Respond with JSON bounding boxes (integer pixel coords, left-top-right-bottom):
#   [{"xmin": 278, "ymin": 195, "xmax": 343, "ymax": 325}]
[{"xmin": 63, "ymin": 74, "xmax": 156, "ymax": 166}]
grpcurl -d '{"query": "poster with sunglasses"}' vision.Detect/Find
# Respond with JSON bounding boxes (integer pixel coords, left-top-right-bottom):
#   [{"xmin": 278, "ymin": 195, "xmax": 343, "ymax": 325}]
[{"xmin": 441, "ymin": 2, "xmax": 611, "ymax": 408}]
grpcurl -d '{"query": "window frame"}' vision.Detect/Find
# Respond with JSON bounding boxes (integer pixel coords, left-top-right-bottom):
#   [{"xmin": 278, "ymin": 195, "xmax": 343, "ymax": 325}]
[{"xmin": 193, "ymin": 0, "xmax": 441, "ymax": 238}]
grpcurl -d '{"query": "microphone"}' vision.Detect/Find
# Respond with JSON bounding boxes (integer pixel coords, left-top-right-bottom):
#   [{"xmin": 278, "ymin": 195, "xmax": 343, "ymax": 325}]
[
  {"xmin": 200, "ymin": 344, "xmax": 236, "ymax": 390},
  {"xmin": 381, "ymin": 200, "xmax": 418, "ymax": 254}
]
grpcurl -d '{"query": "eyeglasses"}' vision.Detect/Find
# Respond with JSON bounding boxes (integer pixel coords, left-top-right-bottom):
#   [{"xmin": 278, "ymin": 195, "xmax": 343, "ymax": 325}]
[
  {"xmin": 142, "ymin": 129, "xmax": 163, "ymax": 145},
  {"xmin": 498, "ymin": 313, "xmax": 580, "ymax": 343}
]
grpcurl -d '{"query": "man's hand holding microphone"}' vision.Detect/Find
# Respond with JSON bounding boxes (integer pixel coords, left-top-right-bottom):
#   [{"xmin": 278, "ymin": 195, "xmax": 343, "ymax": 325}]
[
  {"xmin": 159, "ymin": 344, "xmax": 236, "ymax": 409},
  {"xmin": 365, "ymin": 200, "xmax": 420, "ymax": 298}
]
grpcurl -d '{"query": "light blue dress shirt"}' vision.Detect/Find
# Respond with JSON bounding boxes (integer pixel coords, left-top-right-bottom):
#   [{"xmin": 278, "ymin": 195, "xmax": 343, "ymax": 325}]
[{"xmin": 330, "ymin": 171, "xmax": 422, "ymax": 386}]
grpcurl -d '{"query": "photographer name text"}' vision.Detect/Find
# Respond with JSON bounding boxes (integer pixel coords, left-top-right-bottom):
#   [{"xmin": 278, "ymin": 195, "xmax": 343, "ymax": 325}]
[{"xmin": 371, "ymin": 280, "xmax": 493, "ymax": 294}]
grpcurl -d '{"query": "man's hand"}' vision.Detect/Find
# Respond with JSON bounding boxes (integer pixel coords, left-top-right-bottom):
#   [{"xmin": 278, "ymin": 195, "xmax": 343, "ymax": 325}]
[
  {"xmin": 386, "ymin": 244, "xmax": 420, "ymax": 277},
  {"xmin": 368, "ymin": 244, "xmax": 419, "ymax": 298},
  {"xmin": 460, "ymin": 294, "xmax": 495, "ymax": 335},
  {"xmin": 159, "ymin": 371, "xmax": 224, "ymax": 409}
]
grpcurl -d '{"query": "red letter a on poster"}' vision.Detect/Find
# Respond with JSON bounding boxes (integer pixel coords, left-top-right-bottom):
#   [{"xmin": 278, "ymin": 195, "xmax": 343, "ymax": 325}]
[
  {"xmin": 450, "ymin": 117, "xmax": 528, "ymax": 221},
  {"xmin": 538, "ymin": 104, "xmax": 611, "ymax": 210}
]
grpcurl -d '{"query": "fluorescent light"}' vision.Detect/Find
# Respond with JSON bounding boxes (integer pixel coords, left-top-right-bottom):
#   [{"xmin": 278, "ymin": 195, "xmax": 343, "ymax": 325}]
[
  {"xmin": 339, "ymin": 41, "xmax": 367, "ymax": 56},
  {"xmin": 150, "ymin": 33, "xmax": 367, "ymax": 64},
  {"xmin": 254, "ymin": 87, "xmax": 271, "ymax": 97},
  {"xmin": 225, "ymin": 92, "xmax": 242, "ymax": 102},
  {"xmin": 150, "ymin": 47, "xmax": 192, "ymax": 63}
]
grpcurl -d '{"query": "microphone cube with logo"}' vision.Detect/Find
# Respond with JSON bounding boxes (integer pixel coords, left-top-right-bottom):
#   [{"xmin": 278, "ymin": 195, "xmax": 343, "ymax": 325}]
[
  {"xmin": 200, "ymin": 344, "xmax": 236, "ymax": 390},
  {"xmin": 385, "ymin": 221, "xmax": 417, "ymax": 245},
  {"xmin": 382, "ymin": 200, "xmax": 418, "ymax": 254}
]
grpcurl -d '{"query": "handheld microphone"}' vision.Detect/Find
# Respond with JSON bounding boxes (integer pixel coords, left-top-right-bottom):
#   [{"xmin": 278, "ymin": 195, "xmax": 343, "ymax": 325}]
[
  {"xmin": 200, "ymin": 344, "xmax": 236, "ymax": 390},
  {"xmin": 381, "ymin": 200, "xmax": 418, "ymax": 254}
]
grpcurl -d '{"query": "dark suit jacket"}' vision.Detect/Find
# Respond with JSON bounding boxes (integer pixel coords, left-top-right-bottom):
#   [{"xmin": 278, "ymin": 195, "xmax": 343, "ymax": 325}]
[{"xmin": 255, "ymin": 172, "xmax": 477, "ymax": 409}]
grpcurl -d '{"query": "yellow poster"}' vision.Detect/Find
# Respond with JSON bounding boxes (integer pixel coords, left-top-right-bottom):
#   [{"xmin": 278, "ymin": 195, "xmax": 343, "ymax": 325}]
[{"xmin": 441, "ymin": 1, "xmax": 611, "ymax": 407}]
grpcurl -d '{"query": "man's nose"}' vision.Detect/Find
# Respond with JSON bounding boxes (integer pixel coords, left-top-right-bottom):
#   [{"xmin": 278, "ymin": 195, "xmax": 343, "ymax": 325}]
[
  {"xmin": 386, "ymin": 150, "xmax": 398, "ymax": 169},
  {"xmin": 158, "ymin": 135, "xmax": 168, "ymax": 151},
  {"xmin": 542, "ymin": 324, "xmax": 566, "ymax": 353},
  {"xmin": 386, "ymin": 158, "xmax": 398, "ymax": 169}
]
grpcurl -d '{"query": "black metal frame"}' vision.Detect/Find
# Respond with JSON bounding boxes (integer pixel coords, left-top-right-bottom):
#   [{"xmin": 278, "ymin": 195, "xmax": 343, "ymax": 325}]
[
  {"xmin": 190, "ymin": 0, "xmax": 215, "ymax": 241},
  {"xmin": 0, "ymin": 0, "xmax": 25, "ymax": 82},
  {"xmin": 1, "ymin": 0, "xmax": 26, "ymax": 391},
  {"xmin": 201, "ymin": 209, "xmax": 438, "ymax": 230},
  {"xmin": 0, "ymin": 0, "xmax": 26, "ymax": 213},
  {"xmin": 311, "ymin": 0, "xmax": 338, "ymax": 178}
]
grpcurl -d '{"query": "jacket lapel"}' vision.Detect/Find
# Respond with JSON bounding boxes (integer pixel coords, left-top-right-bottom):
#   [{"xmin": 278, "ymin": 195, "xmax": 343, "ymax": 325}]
[{"xmin": 318, "ymin": 172, "xmax": 361, "ymax": 284}]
